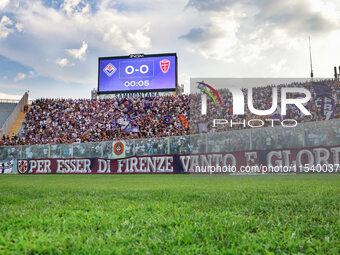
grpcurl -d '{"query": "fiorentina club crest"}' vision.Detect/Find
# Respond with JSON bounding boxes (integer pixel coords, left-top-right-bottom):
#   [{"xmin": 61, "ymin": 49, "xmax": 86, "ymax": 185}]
[
  {"xmin": 18, "ymin": 160, "xmax": 29, "ymax": 174},
  {"xmin": 113, "ymin": 142, "xmax": 124, "ymax": 156},
  {"xmin": 160, "ymin": 59, "xmax": 170, "ymax": 73},
  {"xmin": 103, "ymin": 63, "xmax": 117, "ymax": 77}
]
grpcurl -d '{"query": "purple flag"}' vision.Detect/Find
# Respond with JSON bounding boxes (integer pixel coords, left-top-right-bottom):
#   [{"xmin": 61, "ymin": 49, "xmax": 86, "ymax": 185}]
[
  {"xmin": 198, "ymin": 123, "xmax": 209, "ymax": 133},
  {"xmin": 313, "ymin": 84, "xmax": 332, "ymax": 96},
  {"xmin": 163, "ymin": 116, "xmax": 171, "ymax": 124},
  {"xmin": 144, "ymin": 97, "xmax": 154, "ymax": 109},
  {"xmin": 315, "ymin": 96, "xmax": 335, "ymax": 119},
  {"xmin": 122, "ymin": 121, "xmax": 140, "ymax": 133},
  {"xmin": 271, "ymin": 104, "xmax": 284, "ymax": 120},
  {"xmin": 313, "ymin": 84, "xmax": 335, "ymax": 119}
]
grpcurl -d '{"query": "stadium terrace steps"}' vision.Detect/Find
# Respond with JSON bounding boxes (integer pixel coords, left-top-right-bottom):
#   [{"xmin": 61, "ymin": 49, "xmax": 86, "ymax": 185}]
[
  {"xmin": 0, "ymin": 103, "xmax": 17, "ymax": 129},
  {"xmin": 8, "ymin": 105, "xmax": 30, "ymax": 137}
]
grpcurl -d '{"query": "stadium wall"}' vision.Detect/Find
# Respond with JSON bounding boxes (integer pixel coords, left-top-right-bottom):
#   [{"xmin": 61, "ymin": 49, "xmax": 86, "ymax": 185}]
[
  {"xmin": 0, "ymin": 92, "xmax": 28, "ymax": 138},
  {"xmin": 1, "ymin": 145, "xmax": 339, "ymax": 174}
]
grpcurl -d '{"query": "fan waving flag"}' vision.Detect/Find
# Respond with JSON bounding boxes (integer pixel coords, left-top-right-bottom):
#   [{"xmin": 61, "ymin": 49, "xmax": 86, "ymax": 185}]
[
  {"xmin": 152, "ymin": 97, "xmax": 157, "ymax": 107},
  {"xmin": 179, "ymin": 114, "xmax": 189, "ymax": 128},
  {"xmin": 121, "ymin": 100, "xmax": 129, "ymax": 105},
  {"xmin": 313, "ymin": 84, "xmax": 335, "ymax": 119},
  {"xmin": 163, "ymin": 116, "xmax": 171, "ymax": 124},
  {"xmin": 313, "ymin": 84, "xmax": 332, "ymax": 96},
  {"xmin": 118, "ymin": 98, "xmax": 130, "ymax": 112},
  {"xmin": 198, "ymin": 123, "xmax": 209, "ymax": 133},
  {"xmin": 122, "ymin": 121, "xmax": 140, "ymax": 133},
  {"xmin": 144, "ymin": 97, "xmax": 154, "ymax": 109}
]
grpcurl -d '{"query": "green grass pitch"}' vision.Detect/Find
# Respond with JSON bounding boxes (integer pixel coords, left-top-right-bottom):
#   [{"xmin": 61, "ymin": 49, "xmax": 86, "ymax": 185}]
[{"xmin": 0, "ymin": 174, "xmax": 339, "ymax": 254}]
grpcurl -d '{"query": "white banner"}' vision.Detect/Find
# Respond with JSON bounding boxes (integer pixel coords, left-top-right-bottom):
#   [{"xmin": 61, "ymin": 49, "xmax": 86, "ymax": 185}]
[{"xmin": 0, "ymin": 160, "xmax": 16, "ymax": 174}]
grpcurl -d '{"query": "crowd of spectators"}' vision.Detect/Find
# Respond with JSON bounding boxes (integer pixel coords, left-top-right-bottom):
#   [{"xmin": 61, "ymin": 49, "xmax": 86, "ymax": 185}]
[
  {"xmin": 189, "ymin": 79, "xmax": 340, "ymax": 133},
  {"xmin": 1, "ymin": 79, "xmax": 339, "ymax": 147},
  {"xmin": 1, "ymin": 95, "xmax": 190, "ymax": 145}
]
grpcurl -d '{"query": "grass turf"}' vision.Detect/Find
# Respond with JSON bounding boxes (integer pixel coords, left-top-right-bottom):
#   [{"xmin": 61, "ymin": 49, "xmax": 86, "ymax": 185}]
[{"xmin": 0, "ymin": 174, "xmax": 339, "ymax": 254}]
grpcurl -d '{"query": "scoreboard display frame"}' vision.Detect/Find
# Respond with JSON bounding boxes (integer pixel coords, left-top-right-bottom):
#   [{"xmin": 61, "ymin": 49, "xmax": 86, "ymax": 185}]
[{"xmin": 97, "ymin": 53, "xmax": 178, "ymax": 94}]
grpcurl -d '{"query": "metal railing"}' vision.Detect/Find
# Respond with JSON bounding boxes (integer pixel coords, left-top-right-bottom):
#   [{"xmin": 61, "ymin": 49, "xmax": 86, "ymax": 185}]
[{"xmin": 0, "ymin": 119, "xmax": 339, "ymax": 160}]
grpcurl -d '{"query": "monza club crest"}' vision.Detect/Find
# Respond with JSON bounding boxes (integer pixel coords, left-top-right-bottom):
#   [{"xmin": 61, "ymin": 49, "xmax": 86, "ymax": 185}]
[
  {"xmin": 18, "ymin": 160, "xmax": 29, "ymax": 174},
  {"xmin": 160, "ymin": 59, "xmax": 170, "ymax": 73}
]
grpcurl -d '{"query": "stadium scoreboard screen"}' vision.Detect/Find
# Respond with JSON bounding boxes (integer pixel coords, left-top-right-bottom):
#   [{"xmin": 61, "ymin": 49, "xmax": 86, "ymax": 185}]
[{"xmin": 98, "ymin": 53, "xmax": 177, "ymax": 94}]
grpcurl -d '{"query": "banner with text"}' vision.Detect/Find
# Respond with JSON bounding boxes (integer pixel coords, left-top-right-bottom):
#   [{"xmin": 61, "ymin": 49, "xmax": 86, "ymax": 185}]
[{"xmin": 15, "ymin": 145, "xmax": 340, "ymax": 174}]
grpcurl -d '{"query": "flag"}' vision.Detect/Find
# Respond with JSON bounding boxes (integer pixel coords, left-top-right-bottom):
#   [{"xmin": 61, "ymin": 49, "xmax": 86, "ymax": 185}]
[
  {"xmin": 122, "ymin": 122, "xmax": 132, "ymax": 132},
  {"xmin": 118, "ymin": 98, "xmax": 130, "ymax": 112},
  {"xmin": 198, "ymin": 123, "xmax": 209, "ymax": 133},
  {"xmin": 144, "ymin": 97, "xmax": 154, "ymax": 109},
  {"xmin": 271, "ymin": 104, "xmax": 284, "ymax": 120},
  {"xmin": 313, "ymin": 84, "xmax": 332, "ymax": 96},
  {"xmin": 131, "ymin": 126, "xmax": 140, "ymax": 133},
  {"xmin": 313, "ymin": 84, "xmax": 335, "ymax": 119},
  {"xmin": 179, "ymin": 114, "xmax": 189, "ymax": 128},
  {"xmin": 130, "ymin": 114, "xmax": 142, "ymax": 125},
  {"xmin": 121, "ymin": 99, "xmax": 129, "ymax": 105},
  {"xmin": 289, "ymin": 104, "xmax": 305, "ymax": 118},
  {"xmin": 163, "ymin": 116, "xmax": 171, "ymax": 124},
  {"xmin": 131, "ymin": 113, "xmax": 141, "ymax": 120},
  {"xmin": 122, "ymin": 121, "xmax": 140, "ymax": 133},
  {"xmin": 152, "ymin": 97, "xmax": 157, "ymax": 107},
  {"xmin": 118, "ymin": 118, "xmax": 130, "ymax": 129},
  {"xmin": 0, "ymin": 160, "xmax": 14, "ymax": 174},
  {"xmin": 288, "ymin": 94, "xmax": 311, "ymax": 118},
  {"xmin": 315, "ymin": 96, "xmax": 335, "ymax": 119},
  {"xmin": 111, "ymin": 120, "xmax": 118, "ymax": 130}
]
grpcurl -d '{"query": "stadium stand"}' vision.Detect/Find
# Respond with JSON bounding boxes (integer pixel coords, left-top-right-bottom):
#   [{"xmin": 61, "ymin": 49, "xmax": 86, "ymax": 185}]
[
  {"xmin": 0, "ymin": 80, "xmax": 339, "ymax": 146},
  {"xmin": 1, "ymin": 95, "xmax": 190, "ymax": 145},
  {"xmin": 190, "ymin": 79, "xmax": 340, "ymax": 133}
]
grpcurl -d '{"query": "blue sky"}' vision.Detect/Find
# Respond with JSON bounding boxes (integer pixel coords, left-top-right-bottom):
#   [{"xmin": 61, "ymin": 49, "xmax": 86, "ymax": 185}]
[{"xmin": 0, "ymin": 0, "xmax": 339, "ymax": 99}]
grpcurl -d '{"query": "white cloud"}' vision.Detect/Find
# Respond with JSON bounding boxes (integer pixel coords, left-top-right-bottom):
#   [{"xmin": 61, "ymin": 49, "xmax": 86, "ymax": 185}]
[
  {"xmin": 0, "ymin": 15, "xmax": 24, "ymax": 39},
  {"xmin": 0, "ymin": 0, "xmax": 10, "ymax": 10},
  {"xmin": 28, "ymin": 70, "xmax": 35, "ymax": 77},
  {"xmin": 0, "ymin": 0, "xmax": 339, "ymax": 91},
  {"xmin": 126, "ymin": 23, "xmax": 151, "ymax": 51},
  {"xmin": 61, "ymin": 0, "xmax": 90, "ymax": 17},
  {"xmin": 181, "ymin": 11, "xmax": 248, "ymax": 62},
  {"xmin": 186, "ymin": 0, "xmax": 340, "ymax": 35},
  {"xmin": 3, "ymin": 75, "xmax": 7, "ymax": 80},
  {"xmin": 0, "ymin": 15, "xmax": 13, "ymax": 39},
  {"xmin": 0, "ymin": 0, "xmax": 157, "ymax": 84},
  {"xmin": 103, "ymin": 21, "xmax": 151, "ymax": 52},
  {"xmin": 13, "ymin": 72, "xmax": 26, "ymax": 82},
  {"xmin": 66, "ymin": 41, "xmax": 88, "ymax": 61},
  {"xmin": 181, "ymin": 0, "xmax": 340, "ymax": 66},
  {"xmin": 15, "ymin": 22, "xmax": 23, "ymax": 32},
  {"xmin": 56, "ymin": 57, "xmax": 71, "ymax": 67},
  {"xmin": 62, "ymin": 0, "xmax": 81, "ymax": 15}
]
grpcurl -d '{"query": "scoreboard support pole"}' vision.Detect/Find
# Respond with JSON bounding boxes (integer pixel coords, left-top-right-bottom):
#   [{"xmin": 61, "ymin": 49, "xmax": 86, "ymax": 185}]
[{"xmin": 201, "ymin": 93, "xmax": 207, "ymax": 115}]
